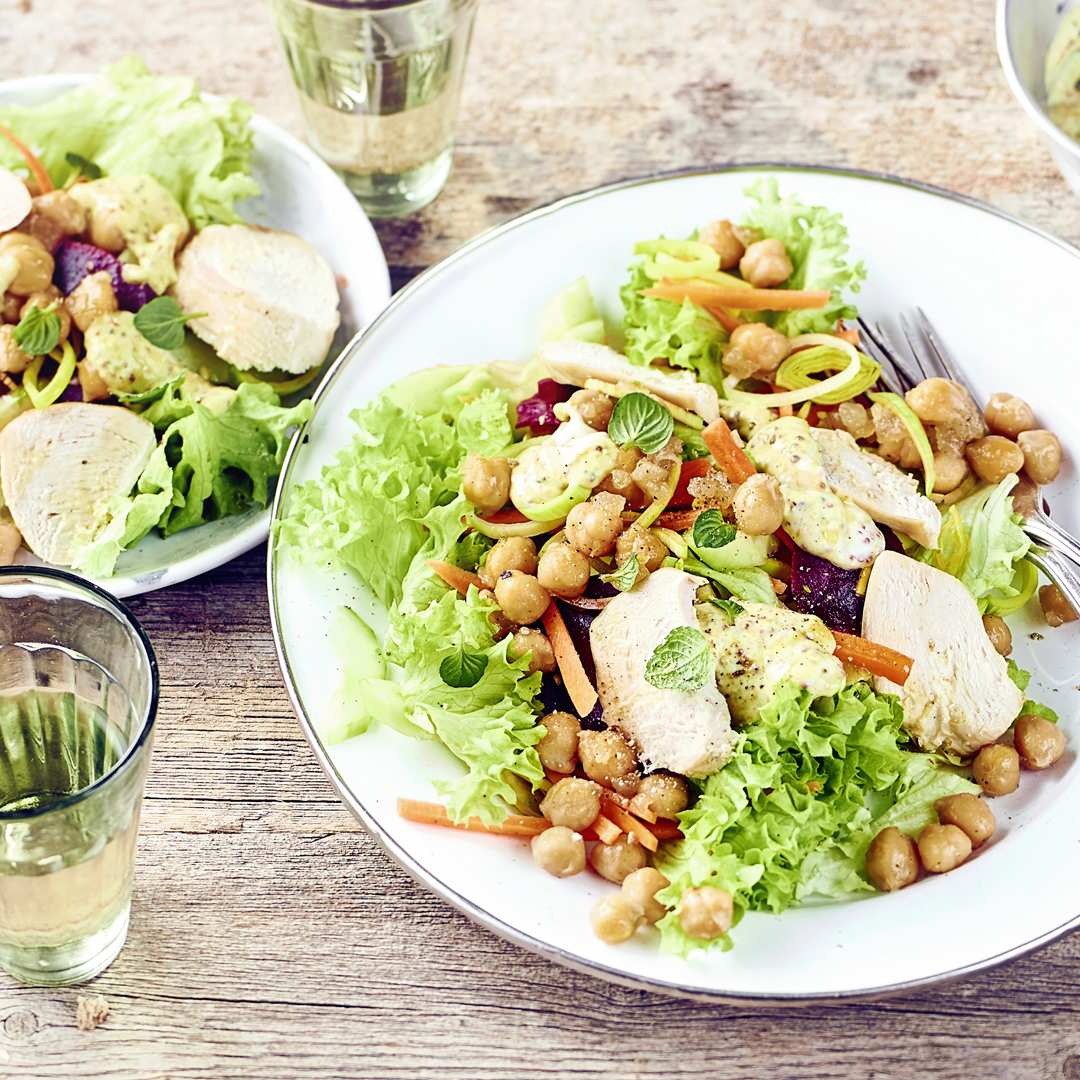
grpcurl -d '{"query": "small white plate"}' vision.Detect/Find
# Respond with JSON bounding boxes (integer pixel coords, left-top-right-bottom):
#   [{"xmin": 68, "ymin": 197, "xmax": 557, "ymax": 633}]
[
  {"xmin": 0, "ymin": 73, "xmax": 391, "ymax": 597},
  {"xmin": 269, "ymin": 167, "xmax": 1080, "ymax": 1003}
]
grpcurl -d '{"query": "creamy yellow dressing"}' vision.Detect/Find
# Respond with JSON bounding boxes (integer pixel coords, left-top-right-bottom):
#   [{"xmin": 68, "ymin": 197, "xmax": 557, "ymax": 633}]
[
  {"xmin": 746, "ymin": 415, "xmax": 884, "ymax": 569},
  {"xmin": 697, "ymin": 600, "xmax": 846, "ymax": 724},
  {"xmin": 70, "ymin": 176, "xmax": 190, "ymax": 294}
]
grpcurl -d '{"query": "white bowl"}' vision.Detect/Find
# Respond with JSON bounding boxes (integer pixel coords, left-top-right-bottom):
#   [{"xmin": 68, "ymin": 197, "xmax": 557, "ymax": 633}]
[{"xmin": 998, "ymin": 0, "xmax": 1080, "ymax": 198}]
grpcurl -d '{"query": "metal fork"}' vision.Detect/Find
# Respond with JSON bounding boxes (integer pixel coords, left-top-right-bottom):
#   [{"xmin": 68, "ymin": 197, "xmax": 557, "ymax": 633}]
[{"xmin": 857, "ymin": 309, "xmax": 1080, "ymax": 615}]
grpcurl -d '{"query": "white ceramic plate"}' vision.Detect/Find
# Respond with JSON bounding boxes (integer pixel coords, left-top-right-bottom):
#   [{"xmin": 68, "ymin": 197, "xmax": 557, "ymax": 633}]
[
  {"xmin": 269, "ymin": 167, "xmax": 1080, "ymax": 1003},
  {"xmin": 0, "ymin": 73, "xmax": 390, "ymax": 597}
]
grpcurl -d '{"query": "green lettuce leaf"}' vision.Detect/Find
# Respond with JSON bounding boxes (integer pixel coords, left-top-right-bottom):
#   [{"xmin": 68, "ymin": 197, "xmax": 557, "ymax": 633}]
[
  {"xmin": 0, "ymin": 56, "xmax": 259, "ymax": 228},
  {"xmin": 456, "ymin": 388, "xmax": 513, "ymax": 456},
  {"xmin": 740, "ymin": 177, "xmax": 866, "ymax": 336}
]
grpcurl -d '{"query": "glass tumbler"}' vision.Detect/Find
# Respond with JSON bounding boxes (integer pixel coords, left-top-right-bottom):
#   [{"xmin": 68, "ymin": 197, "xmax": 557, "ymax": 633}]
[
  {"xmin": 267, "ymin": 0, "xmax": 478, "ymax": 218},
  {"xmin": 0, "ymin": 568, "xmax": 158, "ymax": 986}
]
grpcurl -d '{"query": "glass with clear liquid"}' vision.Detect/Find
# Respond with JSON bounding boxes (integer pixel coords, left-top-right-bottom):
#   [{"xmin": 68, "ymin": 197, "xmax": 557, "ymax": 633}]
[
  {"xmin": 0, "ymin": 570, "xmax": 158, "ymax": 986},
  {"xmin": 267, "ymin": 0, "xmax": 477, "ymax": 217}
]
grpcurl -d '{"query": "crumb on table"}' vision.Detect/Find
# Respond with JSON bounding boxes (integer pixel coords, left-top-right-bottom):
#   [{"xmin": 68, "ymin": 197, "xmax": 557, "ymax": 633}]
[{"xmin": 76, "ymin": 995, "xmax": 110, "ymax": 1031}]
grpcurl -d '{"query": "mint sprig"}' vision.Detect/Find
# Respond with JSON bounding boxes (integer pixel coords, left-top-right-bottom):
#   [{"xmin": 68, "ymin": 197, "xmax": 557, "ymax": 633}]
[
  {"xmin": 65, "ymin": 151, "xmax": 103, "ymax": 180},
  {"xmin": 11, "ymin": 303, "xmax": 61, "ymax": 356},
  {"xmin": 601, "ymin": 553, "xmax": 639, "ymax": 592},
  {"xmin": 607, "ymin": 392, "xmax": 674, "ymax": 455},
  {"xmin": 439, "ymin": 638, "xmax": 489, "ymax": 689},
  {"xmin": 692, "ymin": 509, "xmax": 736, "ymax": 550},
  {"xmin": 134, "ymin": 296, "xmax": 207, "ymax": 350},
  {"xmin": 706, "ymin": 597, "xmax": 745, "ymax": 625},
  {"xmin": 644, "ymin": 625, "xmax": 712, "ymax": 692}
]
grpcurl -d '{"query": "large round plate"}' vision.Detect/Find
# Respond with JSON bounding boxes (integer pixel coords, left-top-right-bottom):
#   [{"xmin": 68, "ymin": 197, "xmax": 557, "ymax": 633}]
[
  {"xmin": 269, "ymin": 167, "xmax": 1079, "ymax": 1002},
  {"xmin": 0, "ymin": 73, "xmax": 390, "ymax": 597}
]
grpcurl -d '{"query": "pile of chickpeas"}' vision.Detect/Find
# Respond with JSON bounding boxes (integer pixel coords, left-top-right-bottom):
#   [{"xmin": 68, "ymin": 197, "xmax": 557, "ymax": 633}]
[{"xmin": 866, "ymin": 714, "xmax": 1066, "ymax": 892}]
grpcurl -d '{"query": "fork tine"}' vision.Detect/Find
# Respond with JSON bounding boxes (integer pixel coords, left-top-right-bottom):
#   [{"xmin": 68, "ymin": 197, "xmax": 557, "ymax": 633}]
[
  {"xmin": 916, "ymin": 308, "xmax": 981, "ymax": 407},
  {"xmin": 898, "ymin": 313, "xmax": 942, "ymax": 381},
  {"xmin": 856, "ymin": 316, "xmax": 919, "ymax": 393}
]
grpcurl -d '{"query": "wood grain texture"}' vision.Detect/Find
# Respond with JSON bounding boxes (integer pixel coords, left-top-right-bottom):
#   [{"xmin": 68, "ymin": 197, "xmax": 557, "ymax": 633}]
[{"xmin": 2, "ymin": 1, "xmax": 1080, "ymax": 1077}]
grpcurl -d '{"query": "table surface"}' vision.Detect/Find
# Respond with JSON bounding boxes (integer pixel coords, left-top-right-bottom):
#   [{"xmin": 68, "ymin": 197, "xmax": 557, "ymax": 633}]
[{"xmin": 3, "ymin": 2, "xmax": 1080, "ymax": 1078}]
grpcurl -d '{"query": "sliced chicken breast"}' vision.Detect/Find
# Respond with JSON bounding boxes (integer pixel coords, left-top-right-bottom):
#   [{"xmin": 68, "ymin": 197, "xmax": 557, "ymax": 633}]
[
  {"xmin": 538, "ymin": 341, "xmax": 720, "ymax": 422},
  {"xmin": 589, "ymin": 567, "xmax": 737, "ymax": 776},
  {"xmin": 172, "ymin": 224, "xmax": 340, "ymax": 376},
  {"xmin": 0, "ymin": 403, "xmax": 156, "ymax": 565},
  {"xmin": 813, "ymin": 427, "xmax": 941, "ymax": 549},
  {"xmin": 861, "ymin": 551, "xmax": 1023, "ymax": 756}
]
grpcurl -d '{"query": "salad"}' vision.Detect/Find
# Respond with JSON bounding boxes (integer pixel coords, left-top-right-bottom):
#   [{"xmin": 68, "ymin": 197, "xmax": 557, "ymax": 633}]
[
  {"xmin": 0, "ymin": 59, "xmax": 338, "ymax": 578},
  {"xmin": 278, "ymin": 178, "xmax": 1070, "ymax": 958}
]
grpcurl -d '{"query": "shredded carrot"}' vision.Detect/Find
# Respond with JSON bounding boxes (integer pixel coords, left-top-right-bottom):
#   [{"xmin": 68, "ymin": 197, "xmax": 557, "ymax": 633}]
[
  {"xmin": 0, "ymin": 121, "xmax": 53, "ymax": 194},
  {"xmin": 831, "ymin": 630, "xmax": 913, "ymax": 686},
  {"xmin": 540, "ymin": 601, "xmax": 599, "ymax": 718},
  {"xmin": 397, "ymin": 798, "xmax": 550, "ymax": 836},
  {"xmin": 643, "ymin": 279, "xmax": 831, "ymax": 312},
  {"xmin": 647, "ymin": 820, "xmax": 683, "ymax": 841},
  {"xmin": 426, "ymin": 559, "xmax": 483, "ymax": 595},
  {"xmin": 771, "ymin": 577, "xmax": 788, "ymax": 595},
  {"xmin": 705, "ymin": 305, "xmax": 744, "ymax": 333},
  {"xmin": 599, "ymin": 801, "xmax": 659, "ymax": 852},
  {"xmin": 601, "ymin": 787, "xmax": 656, "ymax": 824},
  {"xmin": 670, "ymin": 456, "xmax": 716, "ymax": 508},
  {"xmin": 591, "ymin": 813, "xmax": 623, "ymax": 845},
  {"xmin": 833, "ymin": 322, "xmax": 860, "ymax": 347},
  {"xmin": 777, "ymin": 403, "xmax": 794, "ymax": 418},
  {"xmin": 655, "ymin": 509, "xmax": 704, "ymax": 532},
  {"xmin": 478, "ymin": 507, "xmax": 530, "ymax": 525},
  {"xmin": 701, "ymin": 419, "xmax": 757, "ymax": 484},
  {"xmin": 544, "ymin": 768, "xmax": 573, "ymax": 785},
  {"xmin": 774, "ymin": 527, "xmax": 797, "ymax": 552}
]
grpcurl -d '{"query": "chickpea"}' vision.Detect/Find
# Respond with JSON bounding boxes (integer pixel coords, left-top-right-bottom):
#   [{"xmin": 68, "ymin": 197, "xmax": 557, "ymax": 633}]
[
  {"xmin": 629, "ymin": 773, "xmax": 689, "ymax": 820},
  {"xmin": 733, "ymin": 472, "xmax": 784, "ymax": 535},
  {"xmin": 589, "ymin": 894, "xmax": 644, "ymax": 944},
  {"xmin": 1039, "ymin": 583, "xmax": 1078, "ymax": 628},
  {"xmin": 0, "ymin": 522, "xmax": 22, "ymax": 566},
  {"xmin": 589, "ymin": 834, "xmax": 648, "ymax": 883},
  {"xmin": 1017, "ymin": 430, "xmax": 1062, "ymax": 486},
  {"xmin": 493, "ymin": 570, "xmax": 550, "ymax": 625},
  {"xmin": 510, "ymin": 627, "xmax": 556, "ymax": 674},
  {"xmin": 31, "ymin": 190, "xmax": 87, "ymax": 238},
  {"xmin": 981, "ymin": 614, "xmax": 1012, "ymax": 656},
  {"xmin": 1013, "ymin": 714, "xmax": 1066, "ymax": 771},
  {"xmin": 20, "ymin": 290, "xmax": 71, "ymax": 345},
  {"xmin": 677, "ymin": 885, "xmax": 734, "ymax": 940},
  {"xmin": 610, "ymin": 771, "xmax": 641, "ymax": 798},
  {"xmin": 479, "ymin": 536, "xmax": 537, "ymax": 588},
  {"xmin": 722, "ymin": 322, "xmax": 792, "ymax": 381},
  {"xmin": 0, "ymin": 325, "xmax": 33, "ymax": 374},
  {"xmin": 966, "ymin": 436, "xmax": 1025, "ymax": 485},
  {"xmin": 596, "ymin": 447, "xmax": 646, "ymax": 507},
  {"xmin": 971, "ymin": 743, "xmax": 1020, "ymax": 797},
  {"xmin": 932, "ymin": 451, "xmax": 969, "ymax": 495},
  {"xmin": 934, "ymin": 793, "xmax": 995, "ymax": 848},
  {"xmin": 78, "ymin": 360, "xmax": 110, "ymax": 402},
  {"xmin": 865, "ymin": 827, "xmax": 920, "ymax": 892},
  {"xmin": 565, "ymin": 492, "xmax": 625, "ymax": 557},
  {"xmin": 614, "ymin": 523, "xmax": 668, "ymax": 583},
  {"xmin": 739, "ymin": 238, "xmax": 793, "ymax": 288},
  {"xmin": 462, "ymin": 452, "xmax": 511, "ymax": 515},
  {"xmin": 871, "ymin": 401, "xmax": 923, "ymax": 469},
  {"xmin": 837, "ymin": 400, "xmax": 875, "ymax": 440},
  {"xmin": 698, "ymin": 218, "xmax": 745, "ymax": 270},
  {"xmin": 0, "ymin": 233, "xmax": 54, "ymax": 296},
  {"xmin": 85, "ymin": 206, "xmax": 127, "ymax": 254},
  {"xmin": 2, "ymin": 292, "xmax": 20, "ymax": 323},
  {"xmin": 536, "ymin": 711, "xmax": 581, "ymax": 775},
  {"xmin": 65, "ymin": 271, "xmax": 117, "ymax": 333},
  {"xmin": 530, "ymin": 826, "xmax": 586, "ymax": 878},
  {"xmin": 567, "ymin": 388, "xmax": 614, "ymax": 431},
  {"xmin": 540, "ymin": 777, "xmax": 601, "ymax": 831},
  {"xmin": 984, "ymin": 392, "xmax": 1035, "ymax": 439},
  {"xmin": 536, "ymin": 541, "xmax": 590, "ymax": 598},
  {"xmin": 621, "ymin": 867, "xmax": 671, "ymax": 924},
  {"xmin": 905, "ymin": 378, "xmax": 980, "ymax": 425},
  {"xmin": 917, "ymin": 823, "xmax": 972, "ymax": 873},
  {"xmin": 578, "ymin": 728, "xmax": 637, "ymax": 788}
]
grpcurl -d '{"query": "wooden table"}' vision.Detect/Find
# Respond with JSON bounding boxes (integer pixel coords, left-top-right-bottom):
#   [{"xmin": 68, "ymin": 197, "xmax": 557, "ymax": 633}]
[{"xmin": 3, "ymin": 2, "xmax": 1080, "ymax": 1077}]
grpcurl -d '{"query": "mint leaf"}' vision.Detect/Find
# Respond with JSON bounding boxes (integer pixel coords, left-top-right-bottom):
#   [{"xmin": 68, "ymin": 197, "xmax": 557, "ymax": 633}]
[
  {"xmin": 134, "ymin": 296, "xmax": 206, "ymax": 350},
  {"xmin": 601, "ymin": 553, "xmax": 639, "ymax": 592},
  {"xmin": 706, "ymin": 597, "xmax": 745, "ymax": 624},
  {"xmin": 11, "ymin": 303, "xmax": 61, "ymax": 356},
  {"xmin": 64, "ymin": 151, "xmax": 102, "ymax": 179},
  {"xmin": 607, "ymin": 392, "xmax": 673, "ymax": 455},
  {"xmin": 440, "ymin": 639, "xmax": 489, "ymax": 689},
  {"xmin": 644, "ymin": 625, "xmax": 712, "ymax": 691},
  {"xmin": 693, "ymin": 509, "xmax": 736, "ymax": 549}
]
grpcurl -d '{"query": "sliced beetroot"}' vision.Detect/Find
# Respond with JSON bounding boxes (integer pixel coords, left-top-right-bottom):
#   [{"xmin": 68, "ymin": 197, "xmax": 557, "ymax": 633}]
[
  {"xmin": 516, "ymin": 378, "xmax": 574, "ymax": 434},
  {"xmin": 789, "ymin": 547, "xmax": 864, "ymax": 635},
  {"xmin": 58, "ymin": 376, "xmax": 83, "ymax": 403},
  {"xmin": 538, "ymin": 673, "xmax": 605, "ymax": 730},
  {"xmin": 53, "ymin": 240, "xmax": 157, "ymax": 312},
  {"xmin": 557, "ymin": 601, "xmax": 600, "ymax": 686}
]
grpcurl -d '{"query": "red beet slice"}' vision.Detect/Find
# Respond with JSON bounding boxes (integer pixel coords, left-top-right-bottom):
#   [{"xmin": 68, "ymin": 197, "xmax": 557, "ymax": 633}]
[
  {"xmin": 54, "ymin": 240, "xmax": 156, "ymax": 312},
  {"xmin": 788, "ymin": 547, "xmax": 864, "ymax": 634},
  {"xmin": 516, "ymin": 378, "xmax": 574, "ymax": 435}
]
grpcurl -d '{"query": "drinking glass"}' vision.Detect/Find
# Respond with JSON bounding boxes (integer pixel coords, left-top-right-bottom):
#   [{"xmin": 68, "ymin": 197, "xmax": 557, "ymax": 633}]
[
  {"xmin": 0, "ymin": 567, "xmax": 159, "ymax": 986},
  {"xmin": 267, "ymin": 0, "xmax": 478, "ymax": 218}
]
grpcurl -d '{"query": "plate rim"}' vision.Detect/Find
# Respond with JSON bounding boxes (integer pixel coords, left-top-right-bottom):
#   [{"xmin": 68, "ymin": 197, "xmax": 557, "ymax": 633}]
[
  {"xmin": 268, "ymin": 162, "xmax": 1080, "ymax": 1004},
  {"xmin": 0, "ymin": 70, "xmax": 391, "ymax": 597}
]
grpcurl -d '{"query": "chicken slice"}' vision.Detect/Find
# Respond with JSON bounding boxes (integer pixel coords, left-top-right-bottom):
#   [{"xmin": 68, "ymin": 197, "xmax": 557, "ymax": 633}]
[
  {"xmin": 0, "ymin": 165, "xmax": 31, "ymax": 233},
  {"xmin": 537, "ymin": 341, "xmax": 720, "ymax": 422},
  {"xmin": 861, "ymin": 551, "xmax": 1023, "ymax": 756},
  {"xmin": 589, "ymin": 567, "xmax": 737, "ymax": 776},
  {"xmin": 812, "ymin": 427, "xmax": 941, "ymax": 549},
  {"xmin": 171, "ymin": 224, "xmax": 340, "ymax": 376},
  {"xmin": 0, "ymin": 403, "xmax": 156, "ymax": 566}
]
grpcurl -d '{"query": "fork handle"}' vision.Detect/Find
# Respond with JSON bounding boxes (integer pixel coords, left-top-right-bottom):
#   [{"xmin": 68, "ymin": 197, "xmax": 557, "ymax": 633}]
[
  {"xmin": 1024, "ymin": 519, "xmax": 1080, "ymax": 568},
  {"xmin": 1027, "ymin": 547, "xmax": 1080, "ymax": 620}
]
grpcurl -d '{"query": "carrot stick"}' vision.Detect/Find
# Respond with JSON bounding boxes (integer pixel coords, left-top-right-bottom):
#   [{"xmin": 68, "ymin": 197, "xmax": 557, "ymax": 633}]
[
  {"xmin": 643, "ymin": 280, "xmax": 831, "ymax": 311},
  {"xmin": 774, "ymin": 527, "xmax": 797, "ymax": 553},
  {"xmin": 426, "ymin": 559, "xmax": 483, "ymax": 595},
  {"xmin": 601, "ymin": 787, "xmax": 656, "ymax": 824},
  {"xmin": 397, "ymin": 798, "xmax": 550, "ymax": 836},
  {"xmin": 541, "ymin": 601, "xmax": 599, "ymax": 718},
  {"xmin": 592, "ymin": 813, "xmax": 623, "ymax": 845},
  {"xmin": 670, "ymin": 457, "xmax": 716, "ymax": 508},
  {"xmin": 0, "ymin": 121, "xmax": 53, "ymax": 194},
  {"xmin": 705, "ymin": 305, "xmax": 745, "ymax": 333},
  {"xmin": 655, "ymin": 509, "xmax": 704, "ymax": 532},
  {"xmin": 833, "ymin": 325, "xmax": 861, "ymax": 347},
  {"xmin": 777, "ymin": 403, "xmax": 794, "ymax": 418},
  {"xmin": 831, "ymin": 630, "xmax": 913, "ymax": 686},
  {"xmin": 647, "ymin": 820, "xmax": 683, "ymax": 840},
  {"xmin": 701, "ymin": 419, "xmax": 757, "ymax": 484},
  {"xmin": 599, "ymin": 800, "xmax": 659, "ymax": 852}
]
